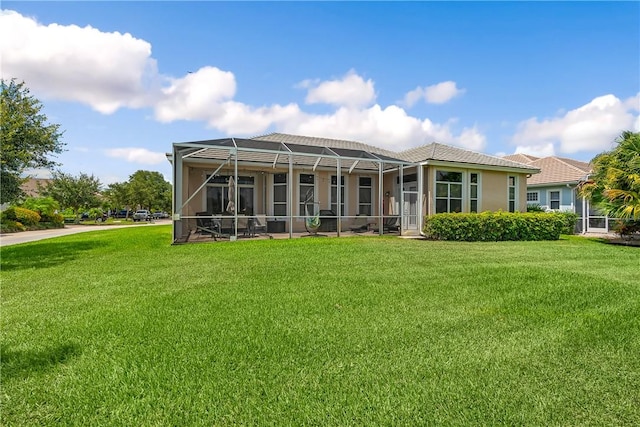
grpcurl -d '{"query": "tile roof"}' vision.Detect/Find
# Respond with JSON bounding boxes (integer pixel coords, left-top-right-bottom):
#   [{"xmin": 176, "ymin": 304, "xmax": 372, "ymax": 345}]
[
  {"xmin": 255, "ymin": 134, "xmax": 538, "ymax": 171},
  {"xmin": 398, "ymin": 142, "xmax": 539, "ymax": 170},
  {"xmin": 502, "ymin": 153, "xmax": 540, "ymax": 164},
  {"xmin": 253, "ymin": 133, "xmax": 400, "ymax": 159},
  {"xmin": 525, "ymin": 156, "xmax": 592, "ymax": 185}
]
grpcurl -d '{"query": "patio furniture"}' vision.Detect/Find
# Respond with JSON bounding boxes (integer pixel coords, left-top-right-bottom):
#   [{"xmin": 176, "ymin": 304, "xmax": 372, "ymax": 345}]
[
  {"xmin": 371, "ymin": 216, "xmax": 400, "ymax": 233},
  {"xmin": 195, "ymin": 212, "xmax": 221, "ymax": 239},
  {"xmin": 318, "ymin": 210, "xmax": 337, "ymax": 232},
  {"xmin": 349, "ymin": 215, "xmax": 369, "ymax": 233}
]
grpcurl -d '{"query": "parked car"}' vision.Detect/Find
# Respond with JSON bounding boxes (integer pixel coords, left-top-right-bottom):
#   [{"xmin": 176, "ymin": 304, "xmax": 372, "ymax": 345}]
[
  {"xmin": 133, "ymin": 210, "xmax": 151, "ymax": 222},
  {"xmin": 113, "ymin": 209, "xmax": 131, "ymax": 219},
  {"xmin": 81, "ymin": 211, "xmax": 108, "ymax": 222},
  {"xmin": 152, "ymin": 211, "xmax": 169, "ymax": 219}
]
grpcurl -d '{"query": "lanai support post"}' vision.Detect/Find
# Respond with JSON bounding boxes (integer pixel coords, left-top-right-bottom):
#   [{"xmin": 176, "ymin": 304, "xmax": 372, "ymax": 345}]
[{"xmin": 172, "ymin": 145, "xmax": 183, "ymax": 243}]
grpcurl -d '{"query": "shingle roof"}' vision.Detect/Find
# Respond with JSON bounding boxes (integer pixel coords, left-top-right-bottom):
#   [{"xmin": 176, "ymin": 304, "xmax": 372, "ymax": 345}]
[
  {"xmin": 526, "ymin": 156, "xmax": 592, "ymax": 185},
  {"xmin": 398, "ymin": 142, "xmax": 539, "ymax": 170}
]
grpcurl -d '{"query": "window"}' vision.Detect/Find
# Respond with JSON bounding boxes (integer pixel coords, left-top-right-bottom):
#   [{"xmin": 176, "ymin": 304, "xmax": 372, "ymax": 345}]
[
  {"xmin": 206, "ymin": 175, "xmax": 254, "ymax": 214},
  {"xmin": 508, "ymin": 176, "xmax": 517, "ymax": 212},
  {"xmin": 273, "ymin": 173, "xmax": 287, "ymax": 216},
  {"xmin": 549, "ymin": 191, "xmax": 560, "ymax": 210},
  {"xmin": 358, "ymin": 177, "xmax": 373, "ymax": 215},
  {"xmin": 435, "ymin": 170, "xmax": 463, "ymax": 213},
  {"xmin": 527, "ymin": 192, "xmax": 539, "ymax": 203},
  {"xmin": 299, "ymin": 173, "xmax": 315, "ymax": 216},
  {"xmin": 331, "ymin": 175, "xmax": 345, "ymax": 216},
  {"xmin": 469, "ymin": 173, "xmax": 479, "ymax": 213}
]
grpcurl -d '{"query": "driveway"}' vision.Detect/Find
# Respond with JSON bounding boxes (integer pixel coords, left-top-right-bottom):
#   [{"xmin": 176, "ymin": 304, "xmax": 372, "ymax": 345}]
[{"xmin": 0, "ymin": 220, "xmax": 169, "ymax": 247}]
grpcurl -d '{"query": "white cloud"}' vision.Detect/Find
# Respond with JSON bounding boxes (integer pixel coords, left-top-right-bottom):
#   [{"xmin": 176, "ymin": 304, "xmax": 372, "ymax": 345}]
[
  {"xmin": 282, "ymin": 105, "xmax": 485, "ymax": 151},
  {"xmin": 512, "ymin": 94, "xmax": 640, "ymax": 154},
  {"xmin": 0, "ymin": 11, "xmax": 485, "ymax": 153},
  {"xmin": 515, "ymin": 143, "xmax": 555, "ymax": 157},
  {"xmin": 22, "ymin": 168, "xmax": 53, "ymax": 179},
  {"xmin": 154, "ymin": 67, "xmax": 236, "ymax": 122},
  {"xmin": 302, "ymin": 70, "xmax": 376, "ymax": 108},
  {"xmin": 105, "ymin": 148, "xmax": 167, "ymax": 165},
  {"xmin": 0, "ymin": 10, "xmax": 158, "ymax": 114},
  {"xmin": 403, "ymin": 81, "xmax": 465, "ymax": 107}
]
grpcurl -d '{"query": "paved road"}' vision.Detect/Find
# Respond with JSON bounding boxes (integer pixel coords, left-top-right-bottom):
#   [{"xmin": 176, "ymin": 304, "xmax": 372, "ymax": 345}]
[{"xmin": 0, "ymin": 220, "xmax": 169, "ymax": 247}]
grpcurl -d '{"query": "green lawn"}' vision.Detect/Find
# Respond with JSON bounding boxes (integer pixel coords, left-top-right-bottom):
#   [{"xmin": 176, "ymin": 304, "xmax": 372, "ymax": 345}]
[{"xmin": 1, "ymin": 226, "xmax": 639, "ymax": 425}]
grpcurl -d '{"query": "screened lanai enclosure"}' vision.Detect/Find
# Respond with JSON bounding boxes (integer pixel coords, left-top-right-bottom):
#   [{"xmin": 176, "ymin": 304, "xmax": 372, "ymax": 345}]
[{"xmin": 169, "ymin": 137, "xmax": 419, "ymax": 243}]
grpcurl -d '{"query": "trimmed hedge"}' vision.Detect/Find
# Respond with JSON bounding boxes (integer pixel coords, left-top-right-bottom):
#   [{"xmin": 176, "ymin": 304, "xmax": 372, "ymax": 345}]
[{"xmin": 423, "ymin": 211, "xmax": 577, "ymax": 241}]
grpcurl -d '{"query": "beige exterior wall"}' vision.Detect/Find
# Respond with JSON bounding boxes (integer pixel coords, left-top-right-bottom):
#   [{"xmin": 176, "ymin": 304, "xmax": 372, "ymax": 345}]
[
  {"xmin": 179, "ymin": 161, "xmax": 388, "ymax": 233},
  {"xmin": 423, "ymin": 165, "xmax": 530, "ymax": 215},
  {"xmin": 481, "ymin": 171, "xmax": 507, "ymax": 212}
]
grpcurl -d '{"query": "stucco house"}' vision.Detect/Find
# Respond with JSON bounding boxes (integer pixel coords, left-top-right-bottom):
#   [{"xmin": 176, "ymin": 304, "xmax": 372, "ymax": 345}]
[
  {"xmin": 169, "ymin": 133, "xmax": 539, "ymax": 243},
  {"xmin": 503, "ymin": 154, "xmax": 613, "ymax": 233}
]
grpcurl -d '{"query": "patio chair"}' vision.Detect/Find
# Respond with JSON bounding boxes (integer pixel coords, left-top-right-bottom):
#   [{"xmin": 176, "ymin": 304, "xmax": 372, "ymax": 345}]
[
  {"xmin": 349, "ymin": 215, "xmax": 369, "ymax": 233},
  {"xmin": 237, "ymin": 216, "xmax": 251, "ymax": 237},
  {"xmin": 195, "ymin": 212, "xmax": 220, "ymax": 239},
  {"xmin": 253, "ymin": 215, "xmax": 268, "ymax": 236}
]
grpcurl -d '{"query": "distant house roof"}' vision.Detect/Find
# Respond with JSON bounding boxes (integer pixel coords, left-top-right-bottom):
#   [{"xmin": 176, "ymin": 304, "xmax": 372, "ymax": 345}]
[
  {"xmin": 502, "ymin": 153, "xmax": 540, "ymax": 164},
  {"xmin": 21, "ymin": 178, "xmax": 51, "ymax": 197},
  {"xmin": 502, "ymin": 155, "xmax": 592, "ymax": 185}
]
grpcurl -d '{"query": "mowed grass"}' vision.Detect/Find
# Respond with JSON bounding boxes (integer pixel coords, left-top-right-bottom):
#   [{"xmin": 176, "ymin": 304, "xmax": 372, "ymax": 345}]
[{"xmin": 1, "ymin": 226, "xmax": 639, "ymax": 426}]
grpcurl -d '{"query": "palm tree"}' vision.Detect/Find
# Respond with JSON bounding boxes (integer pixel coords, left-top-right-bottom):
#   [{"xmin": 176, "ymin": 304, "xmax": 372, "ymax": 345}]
[{"xmin": 580, "ymin": 131, "xmax": 640, "ymax": 220}]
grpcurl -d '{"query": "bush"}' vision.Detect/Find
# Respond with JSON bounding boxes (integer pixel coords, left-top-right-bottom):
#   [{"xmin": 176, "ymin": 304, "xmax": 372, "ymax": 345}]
[
  {"xmin": 0, "ymin": 219, "xmax": 25, "ymax": 233},
  {"xmin": 1, "ymin": 206, "xmax": 41, "ymax": 226},
  {"xmin": 21, "ymin": 197, "xmax": 60, "ymax": 220},
  {"xmin": 423, "ymin": 211, "xmax": 574, "ymax": 241},
  {"xmin": 526, "ymin": 204, "xmax": 545, "ymax": 213},
  {"xmin": 613, "ymin": 219, "xmax": 640, "ymax": 239}
]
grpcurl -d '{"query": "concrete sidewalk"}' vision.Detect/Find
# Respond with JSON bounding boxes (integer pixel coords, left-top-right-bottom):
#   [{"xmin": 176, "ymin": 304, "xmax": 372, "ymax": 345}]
[{"xmin": 0, "ymin": 220, "xmax": 169, "ymax": 247}]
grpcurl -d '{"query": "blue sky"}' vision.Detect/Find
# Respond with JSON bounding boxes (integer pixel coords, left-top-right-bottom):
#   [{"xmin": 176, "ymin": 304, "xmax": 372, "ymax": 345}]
[{"xmin": 1, "ymin": 1, "xmax": 638, "ymax": 186}]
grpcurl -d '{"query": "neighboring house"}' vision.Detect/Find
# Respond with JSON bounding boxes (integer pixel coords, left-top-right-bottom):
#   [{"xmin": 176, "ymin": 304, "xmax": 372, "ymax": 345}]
[
  {"xmin": 503, "ymin": 154, "xmax": 613, "ymax": 233},
  {"xmin": 169, "ymin": 133, "xmax": 539, "ymax": 242},
  {"xmin": 21, "ymin": 178, "xmax": 52, "ymax": 198}
]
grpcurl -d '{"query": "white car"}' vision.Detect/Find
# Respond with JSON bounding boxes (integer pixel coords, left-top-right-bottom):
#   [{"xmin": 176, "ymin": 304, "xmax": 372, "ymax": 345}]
[{"xmin": 133, "ymin": 210, "xmax": 151, "ymax": 221}]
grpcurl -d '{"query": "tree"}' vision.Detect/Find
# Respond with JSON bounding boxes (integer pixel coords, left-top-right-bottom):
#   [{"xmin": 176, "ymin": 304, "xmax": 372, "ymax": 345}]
[
  {"xmin": 1, "ymin": 79, "xmax": 65, "ymax": 204},
  {"xmin": 127, "ymin": 170, "xmax": 172, "ymax": 212},
  {"xmin": 580, "ymin": 131, "xmax": 640, "ymax": 220},
  {"xmin": 41, "ymin": 171, "xmax": 102, "ymax": 221},
  {"xmin": 104, "ymin": 181, "xmax": 132, "ymax": 213}
]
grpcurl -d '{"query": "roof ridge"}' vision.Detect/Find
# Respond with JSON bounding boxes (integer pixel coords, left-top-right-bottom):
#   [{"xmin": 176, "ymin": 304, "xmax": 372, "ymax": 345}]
[{"xmin": 547, "ymin": 156, "xmax": 591, "ymax": 174}]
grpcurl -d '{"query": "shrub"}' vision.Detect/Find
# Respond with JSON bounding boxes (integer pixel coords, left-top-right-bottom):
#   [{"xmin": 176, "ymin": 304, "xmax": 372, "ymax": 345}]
[
  {"xmin": 21, "ymin": 197, "xmax": 60, "ymax": 221},
  {"xmin": 1, "ymin": 206, "xmax": 41, "ymax": 227},
  {"xmin": 526, "ymin": 204, "xmax": 545, "ymax": 213},
  {"xmin": 0, "ymin": 219, "xmax": 25, "ymax": 233},
  {"xmin": 423, "ymin": 211, "xmax": 572, "ymax": 241},
  {"xmin": 613, "ymin": 219, "xmax": 640, "ymax": 239},
  {"xmin": 14, "ymin": 207, "xmax": 41, "ymax": 226},
  {"xmin": 554, "ymin": 211, "xmax": 579, "ymax": 235}
]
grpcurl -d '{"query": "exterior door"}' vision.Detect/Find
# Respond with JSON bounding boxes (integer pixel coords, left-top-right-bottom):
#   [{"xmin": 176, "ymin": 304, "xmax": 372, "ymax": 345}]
[
  {"xmin": 586, "ymin": 200, "xmax": 608, "ymax": 233},
  {"xmin": 402, "ymin": 183, "xmax": 419, "ymax": 231}
]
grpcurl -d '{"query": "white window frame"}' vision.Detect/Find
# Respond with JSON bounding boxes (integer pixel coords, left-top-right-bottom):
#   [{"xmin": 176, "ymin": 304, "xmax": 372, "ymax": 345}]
[
  {"xmin": 508, "ymin": 175, "xmax": 518, "ymax": 212},
  {"xmin": 469, "ymin": 172, "xmax": 481, "ymax": 213},
  {"xmin": 330, "ymin": 174, "xmax": 347, "ymax": 216},
  {"xmin": 358, "ymin": 176, "xmax": 373, "ymax": 216},
  {"xmin": 271, "ymin": 172, "xmax": 288, "ymax": 217},
  {"xmin": 298, "ymin": 172, "xmax": 316, "ymax": 216},
  {"xmin": 526, "ymin": 191, "xmax": 539, "ymax": 204},
  {"xmin": 548, "ymin": 190, "xmax": 561, "ymax": 210},
  {"xmin": 435, "ymin": 169, "xmax": 464, "ymax": 213}
]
